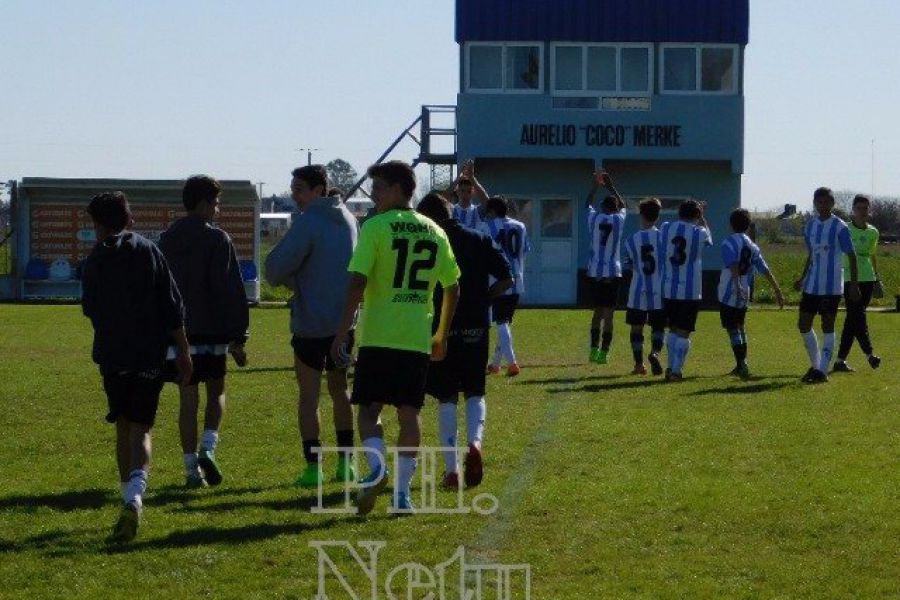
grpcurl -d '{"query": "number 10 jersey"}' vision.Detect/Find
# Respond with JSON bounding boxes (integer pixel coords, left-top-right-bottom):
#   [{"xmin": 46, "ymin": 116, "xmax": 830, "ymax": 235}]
[{"xmin": 623, "ymin": 228, "xmax": 664, "ymax": 311}]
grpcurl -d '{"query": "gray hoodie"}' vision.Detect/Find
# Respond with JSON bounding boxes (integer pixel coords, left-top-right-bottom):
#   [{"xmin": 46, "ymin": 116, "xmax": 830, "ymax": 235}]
[{"xmin": 264, "ymin": 196, "xmax": 358, "ymax": 337}]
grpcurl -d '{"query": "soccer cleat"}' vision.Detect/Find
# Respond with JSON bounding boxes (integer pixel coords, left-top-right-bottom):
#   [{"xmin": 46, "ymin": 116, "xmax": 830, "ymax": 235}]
[
  {"xmin": 831, "ymin": 361, "xmax": 854, "ymax": 373},
  {"xmin": 441, "ymin": 471, "xmax": 460, "ymax": 491},
  {"xmin": 631, "ymin": 364, "xmax": 647, "ymax": 375},
  {"xmin": 486, "ymin": 364, "xmax": 501, "ymax": 375},
  {"xmin": 185, "ymin": 471, "xmax": 208, "ymax": 489},
  {"xmin": 198, "ymin": 448, "xmax": 223, "ymax": 486},
  {"xmin": 506, "ymin": 363, "xmax": 521, "ymax": 377},
  {"xmin": 463, "ymin": 444, "xmax": 484, "ymax": 488},
  {"xmin": 805, "ymin": 369, "xmax": 829, "ymax": 384},
  {"xmin": 597, "ymin": 349, "xmax": 609, "ymax": 365},
  {"xmin": 109, "ymin": 503, "xmax": 140, "ymax": 543},
  {"xmin": 729, "ymin": 364, "xmax": 751, "ymax": 379},
  {"xmin": 665, "ymin": 371, "xmax": 683, "ymax": 383},
  {"xmin": 355, "ymin": 466, "xmax": 389, "ymax": 516},
  {"xmin": 334, "ymin": 455, "xmax": 355, "ymax": 483},
  {"xmin": 589, "ymin": 347, "xmax": 603, "ymax": 363},
  {"xmin": 392, "ymin": 491, "xmax": 415, "ymax": 514},
  {"xmin": 868, "ymin": 355, "xmax": 881, "ymax": 370},
  {"xmin": 648, "ymin": 353, "xmax": 663, "ymax": 376},
  {"xmin": 801, "ymin": 367, "xmax": 817, "ymax": 383},
  {"xmin": 294, "ymin": 463, "xmax": 323, "ymax": 488}
]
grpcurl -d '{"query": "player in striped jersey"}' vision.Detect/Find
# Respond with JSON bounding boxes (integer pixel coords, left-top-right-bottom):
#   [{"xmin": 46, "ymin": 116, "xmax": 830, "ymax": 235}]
[
  {"xmin": 660, "ymin": 199, "xmax": 713, "ymax": 382},
  {"xmin": 794, "ymin": 187, "xmax": 860, "ymax": 384},
  {"xmin": 451, "ymin": 159, "xmax": 487, "ymax": 229},
  {"xmin": 585, "ymin": 170, "xmax": 627, "ymax": 364},
  {"xmin": 622, "ymin": 198, "xmax": 665, "ymax": 376},
  {"xmin": 717, "ymin": 209, "xmax": 785, "ymax": 378},
  {"xmin": 480, "ymin": 196, "xmax": 529, "ymax": 377}
]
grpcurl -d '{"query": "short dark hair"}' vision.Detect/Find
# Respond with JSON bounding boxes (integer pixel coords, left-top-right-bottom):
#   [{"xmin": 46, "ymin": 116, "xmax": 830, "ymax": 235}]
[
  {"xmin": 182, "ymin": 174, "xmax": 221, "ymax": 211},
  {"xmin": 730, "ymin": 208, "xmax": 752, "ymax": 233},
  {"xmin": 88, "ymin": 191, "xmax": 131, "ymax": 232},
  {"xmin": 601, "ymin": 195, "xmax": 618, "ymax": 213},
  {"xmin": 678, "ymin": 199, "xmax": 702, "ymax": 221},
  {"xmin": 367, "ymin": 161, "xmax": 416, "ymax": 199},
  {"xmin": 813, "ymin": 187, "xmax": 835, "ymax": 203},
  {"xmin": 485, "ymin": 195, "xmax": 509, "ymax": 218},
  {"xmin": 853, "ymin": 194, "xmax": 870, "ymax": 207},
  {"xmin": 292, "ymin": 165, "xmax": 329, "ymax": 196},
  {"xmin": 638, "ymin": 198, "xmax": 661, "ymax": 223},
  {"xmin": 417, "ymin": 192, "xmax": 452, "ymax": 223}
]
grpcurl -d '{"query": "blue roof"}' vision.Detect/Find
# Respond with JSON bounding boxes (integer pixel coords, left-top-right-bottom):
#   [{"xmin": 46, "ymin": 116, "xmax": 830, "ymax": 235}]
[{"xmin": 456, "ymin": 0, "xmax": 749, "ymax": 44}]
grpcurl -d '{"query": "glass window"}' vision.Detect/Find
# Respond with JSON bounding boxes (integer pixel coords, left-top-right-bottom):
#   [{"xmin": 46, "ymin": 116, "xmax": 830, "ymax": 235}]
[
  {"xmin": 702, "ymin": 47, "xmax": 735, "ymax": 91},
  {"xmin": 469, "ymin": 45, "xmax": 502, "ymax": 89},
  {"xmin": 554, "ymin": 46, "xmax": 582, "ymax": 91},
  {"xmin": 620, "ymin": 47, "xmax": 649, "ymax": 92},
  {"xmin": 506, "ymin": 45, "xmax": 541, "ymax": 90},
  {"xmin": 586, "ymin": 46, "xmax": 616, "ymax": 91},
  {"xmin": 509, "ymin": 198, "xmax": 534, "ymax": 234},
  {"xmin": 541, "ymin": 199, "xmax": 573, "ymax": 238},
  {"xmin": 664, "ymin": 47, "xmax": 697, "ymax": 91}
]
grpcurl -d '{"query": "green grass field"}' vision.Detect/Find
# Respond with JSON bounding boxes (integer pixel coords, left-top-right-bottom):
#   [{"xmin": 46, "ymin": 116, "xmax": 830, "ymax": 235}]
[{"xmin": 1, "ymin": 306, "xmax": 898, "ymax": 599}]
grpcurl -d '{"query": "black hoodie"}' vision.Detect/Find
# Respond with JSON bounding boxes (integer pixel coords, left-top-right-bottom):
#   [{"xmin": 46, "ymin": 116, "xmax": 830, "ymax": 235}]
[
  {"xmin": 82, "ymin": 232, "xmax": 185, "ymax": 373},
  {"xmin": 158, "ymin": 215, "xmax": 249, "ymax": 345}
]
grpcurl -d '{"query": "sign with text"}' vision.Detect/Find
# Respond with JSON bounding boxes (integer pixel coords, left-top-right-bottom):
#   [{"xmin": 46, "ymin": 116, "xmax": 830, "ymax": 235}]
[{"xmin": 520, "ymin": 123, "xmax": 682, "ymax": 148}]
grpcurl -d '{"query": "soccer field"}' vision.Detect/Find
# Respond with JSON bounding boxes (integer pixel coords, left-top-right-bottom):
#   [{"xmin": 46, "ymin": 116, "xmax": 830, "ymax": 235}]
[{"xmin": 0, "ymin": 305, "xmax": 897, "ymax": 599}]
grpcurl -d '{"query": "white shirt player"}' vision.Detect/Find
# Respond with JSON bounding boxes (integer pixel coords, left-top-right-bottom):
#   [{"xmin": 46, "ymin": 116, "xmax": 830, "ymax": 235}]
[
  {"xmin": 718, "ymin": 233, "xmax": 770, "ymax": 308},
  {"xmin": 660, "ymin": 221, "xmax": 713, "ymax": 300},
  {"xmin": 623, "ymin": 227, "xmax": 664, "ymax": 311},
  {"xmin": 481, "ymin": 217, "xmax": 529, "ymax": 295},
  {"xmin": 453, "ymin": 203, "xmax": 482, "ymax": 230},
  {"xmin": 802, "ymin": 215, "xmax": 855, "ymax": 297},
  {"xmin": 587, "ymin": 207, "xmax": 627, "ymax": 278}
]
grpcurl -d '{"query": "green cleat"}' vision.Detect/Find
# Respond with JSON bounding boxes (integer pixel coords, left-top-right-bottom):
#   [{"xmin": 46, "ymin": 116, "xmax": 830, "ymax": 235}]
[
  {"xmin": 589, "ymin": 347, "xmax": 602, "ymax": 363},
  {"xmin": 597, "ymin": 349, "xmax": 609, "ymax": 365},
  {"xmin": 334, "ymin": 456, "xmax": 356, "ymax": 483},
  {"xmin": 198, "ymin": 448, "xmax": 223, "ymax": 487},
  {"xmin": 294, "ymin": 463, "xmax": 323, "ymax": 488},
  {"xmin": 109, "ymin": 503, "xmax": 140, "ymax": 544}
]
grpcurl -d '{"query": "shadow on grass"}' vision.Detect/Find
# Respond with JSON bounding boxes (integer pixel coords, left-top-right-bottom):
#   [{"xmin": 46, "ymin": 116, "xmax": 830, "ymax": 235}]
[
  {"xmin": 229, "ymin": 366, "xmax": 294, "ymax": 375},
  {"xmin": 548, "ymin": 378, "xmax": 672, "ymax": 394},
  {"xmin": 149, "ymin": 484, "xmax": 282, "ymax": 507},
  {"xmin": 688, "ymin": 381, "xmax": 796, "ymax": 396},
  {"xmin": 0, "ymin": 488, "xmax": 112, "ymax": 512},
  {"xmin": 175, "ymin": 490, "xmax": 353, "ymax": 514},
  {"xmin": 515, "ymin": 374, "xmax": 624, "ymax": 386}
]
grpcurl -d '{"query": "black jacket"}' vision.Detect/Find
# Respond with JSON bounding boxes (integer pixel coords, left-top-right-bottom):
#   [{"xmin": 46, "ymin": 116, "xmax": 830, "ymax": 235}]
[
  {"xmin": 158, "ymin": 215, "xmax": 249, "ymax": 345},
  {"xmin": 82, "ymin": 232, "xmax": 185, "ymax": 373}
]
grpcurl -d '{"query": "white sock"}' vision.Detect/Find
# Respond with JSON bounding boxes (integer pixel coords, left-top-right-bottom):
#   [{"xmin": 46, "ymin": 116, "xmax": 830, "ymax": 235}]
[
  {"xmin": 498, "ymin": 323, "xmax": 517, "ymax": 364},
  {"xmin": 200, "ymin": 429, "xmax": 219, "ymax": 452},
  {"xmin": 676, "ymin": 337, "xmax": 692, "ymax": 374},
  {"xmin": 491, "ymin": 341, "xmax": 503, "ymax": 367},
  {"xmin": 666, "ymin": 333, "xmax": 678, "ymax": 370},
  {"xmin": 802, "ymin": 330, "xmax": 820, "ymax": 369},
  {"xmin": 183, "ymin": 452, "xmax": 199, "ymax": 476},
  {"xmin": 396, "ymin": 454, "xmax": 418, "ymax": 496},
  {"xmin": 437, "ymin": 402, "xmax": 458, "ymax": 474},
  {"xmin": 819, "ymin": 332, "xmax": 835, "ymax": 373},
  {"xmin": 466, "ymin": 395, "xmax": 486, "ymax": 447},
  {"xmin": 124, "ymin": 469, "xmax": 147, "ymax": 510},
  {"xmin": 362, "ymin": 436, "xmax": 386, "ymax": 473}
]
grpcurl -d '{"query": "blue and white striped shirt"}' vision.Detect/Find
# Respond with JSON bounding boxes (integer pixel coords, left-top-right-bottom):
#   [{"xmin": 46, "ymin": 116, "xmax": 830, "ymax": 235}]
[
  {"xmin": 480, "ymin": 217, "xmax": 529, "ymax": 295},
  {"xmin": 660, "ymin": 221, "xmax": 713, "ymax": 300},
  {"xmin": 587, "ymin": 207, "xmax": 627, "ymax": 278},
  {"xmin": 453, "ymin": 203, "xmax": 482, "ymax": 230},
  {"xmin": 623, "ymin": 228, "xmax": 664, "ymax": 311},
  {"xmin": 717, "ymin": 233, "xmax": 770, "ymax": 308},
  {"xmin": 802, "ymin": 215, "xmax": 854, "ymax": 296}
]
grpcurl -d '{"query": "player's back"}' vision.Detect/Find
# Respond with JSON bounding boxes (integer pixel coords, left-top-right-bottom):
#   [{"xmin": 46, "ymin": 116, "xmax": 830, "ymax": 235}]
[
  {"xmin": 718, "ymin": 233, "xmax": 767, "ymax": 308},
  {"xmin": 481, "ymin": 216, "xmax": 528, "ymax": 295},
  {"xmin": 587, "ymin": 207, "xmax": 627, "ymax": 278},
  {"xmin": 660, "ymin": 220, "xmax": 712, "ymax": 300},
  {"xmin": 624, "ymin": 227, "xmax": 663, "ymax": 311}
]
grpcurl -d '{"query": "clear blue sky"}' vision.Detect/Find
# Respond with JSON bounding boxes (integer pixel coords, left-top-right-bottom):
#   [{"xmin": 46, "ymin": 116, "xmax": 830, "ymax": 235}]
[{"xmin": 2, "ymin": 0, "xmax": 899, "ymax": 211}]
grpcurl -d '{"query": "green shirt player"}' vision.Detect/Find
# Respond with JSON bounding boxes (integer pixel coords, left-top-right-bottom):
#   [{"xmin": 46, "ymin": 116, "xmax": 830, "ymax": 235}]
[{"xmin": 332, "ymin": 160, "xmax": 460, "ymax": 514}]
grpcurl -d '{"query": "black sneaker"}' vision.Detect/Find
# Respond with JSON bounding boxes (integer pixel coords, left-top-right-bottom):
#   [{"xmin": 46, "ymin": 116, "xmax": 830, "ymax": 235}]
[
  {"xmin": 648, "ymin": 353, "xmax": 663, "ymax": 376},
  {"xmin": 801, "ymin": 367, "xmax": 817, "ymax": 383},
  {"xmin": 868, "ymin": 355, "xmax": 881, "ymax": 369},
  {"xmin": 832, "ymin": 361, "xmax": 854, "ymax": 373},
  {"xmin": 810, "ymin": 369, "xmax": 829, "ymax": 384}
]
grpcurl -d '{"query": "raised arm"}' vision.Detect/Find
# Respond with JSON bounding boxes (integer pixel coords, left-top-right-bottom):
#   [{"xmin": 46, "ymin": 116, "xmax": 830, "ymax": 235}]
[
  {"xmin": 600, "ymin": 171, "xmax": 625, "ymax": 211},
  {"xmin": 461, "ymin": 159, "xmax": 489, "ymax": 202}
]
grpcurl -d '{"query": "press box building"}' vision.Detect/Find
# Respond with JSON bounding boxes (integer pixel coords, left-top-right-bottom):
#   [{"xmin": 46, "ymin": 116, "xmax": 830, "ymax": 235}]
[{"xmin": 451, "ymin": 0, "xmax": 749, "ymax": 305}]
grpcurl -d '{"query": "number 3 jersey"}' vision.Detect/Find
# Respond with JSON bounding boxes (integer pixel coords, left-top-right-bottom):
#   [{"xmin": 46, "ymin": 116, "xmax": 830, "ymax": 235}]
[
  {"xmin": 349, "ymin": 208, "xmax": 460, "ymax": 354},
  {"xmin": 587, "ymin": 207, "xmax": 627, "ymax": 278},
  {"xmin": 623, "ymin": 227, "xmax": 664, "ymax": 311},
  {"xmin": 480, "ymin": 217, "xmax": 529, "ymax": 296},
  {"xmin": 659, "ymin": 221, "xmax": 713, "ymax": 301},
  {"xmin": 717, "ymin": 233, "xmax": 771, "ymax": 309}
]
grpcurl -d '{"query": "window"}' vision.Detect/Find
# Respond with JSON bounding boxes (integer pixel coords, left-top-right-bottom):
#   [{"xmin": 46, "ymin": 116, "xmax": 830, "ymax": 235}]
[
  {"xmin": 551, "ymin": 44, "xmax": 651, "ymax": 95},
  {"xmin": 661, "ymin": 45, "xmax": 738, "ymax": 94},
  {"xmin": 466, "ymin": 43, "xmax": 543, "ymax": 93}
]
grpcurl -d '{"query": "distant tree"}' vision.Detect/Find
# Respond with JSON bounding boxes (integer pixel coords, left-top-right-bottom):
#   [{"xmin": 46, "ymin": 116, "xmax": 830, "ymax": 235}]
[
  {"xmin": 871, "ymin": 197, "xmax": 900, "ymax": 237},
  {"xmin": 326, "ymin": 159, "xmax": 360, "ymax": 197}
]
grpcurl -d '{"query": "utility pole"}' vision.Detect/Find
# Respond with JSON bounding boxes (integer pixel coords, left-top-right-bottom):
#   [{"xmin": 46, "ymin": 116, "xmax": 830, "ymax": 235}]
[
  {"xmin": 298, "ymin": 148, "xmax": 320, "ymax": 166},
  {"xmin": 871, "ymin": 139, "xmax": 875, "ymax": 198}
]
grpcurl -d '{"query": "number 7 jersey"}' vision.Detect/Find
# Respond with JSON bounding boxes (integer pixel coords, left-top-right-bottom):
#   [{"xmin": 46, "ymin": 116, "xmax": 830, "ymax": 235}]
[
  {"xmin": 623, "ymin": 227, "xmax": 664, "ymax": 311},
  {"xmin": 349, "ymin": 208, "xmax": 461, "ymax": 354},
  {"xmin": 659, "ymin": 221, "xmax": 713, "ymax": 300}
]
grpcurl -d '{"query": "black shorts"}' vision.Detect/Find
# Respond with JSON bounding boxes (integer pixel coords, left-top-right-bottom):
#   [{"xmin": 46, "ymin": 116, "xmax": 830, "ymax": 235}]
[
  {"xmin": 292, "ymin": 331, "xmax": 355, "ymax": 372},
  {"xmin": 425, "ymin": 328, "xmax": 489, "ymax": 400},
  {"xmin": 664, "ymin": 299, "xmax": 701, "ymax": 332},
  {"xmin": 102, "ymin": 369, "xmax": 165, "ymax": 426},
  {"xmin": 351, "ymin": 347, "xmax": 430, "ymax": 409},
  {"xmin": 590, "ymin": 278, "xmax": 621, "ymax": 308},
  {"xmin": 799, "ymin": 293, "xmax": 842, "ymax": 316},
  {"xmin": 719, "ymin": 304, "xmax": 748, "ymax": 330},
  {"xmin": 625, "ymin": 308, "xmax": 667, "ymax": 329},
  {"xmin": 163, "ymin": 353, "xmax": 226, "ymax": 385},
  {"xmin": 491, "ymin": 295, "xmax": 520, "ymax": 324}
]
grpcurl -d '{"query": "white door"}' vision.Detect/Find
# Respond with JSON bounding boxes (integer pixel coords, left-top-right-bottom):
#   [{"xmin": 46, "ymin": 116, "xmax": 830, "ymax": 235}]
[{"xmin": 508, "ymin": 197, "xmax": 576, "ymax": 305}]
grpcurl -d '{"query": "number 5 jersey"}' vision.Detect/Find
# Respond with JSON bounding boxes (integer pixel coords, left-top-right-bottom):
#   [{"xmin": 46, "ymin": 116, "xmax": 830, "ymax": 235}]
[{"xmin": 623, "ymin": 227, "xmax": 664, "ymax": 311}]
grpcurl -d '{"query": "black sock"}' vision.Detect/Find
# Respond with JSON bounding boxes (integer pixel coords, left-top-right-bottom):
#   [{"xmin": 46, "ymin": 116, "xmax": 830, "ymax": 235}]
[
  {"xmin": 737, "ymin": 343, "xmax": 748, "ymax": 363},
  {"xmin": 630, "ymin": 333, "xmax": 644, "ymax": 365},
  {"xmin": 590, "ymin": 328, "xmax": 600, "ymax": 348},
  {"xmin": 651, "ymin": 329, "xmax": 664, "ymax": 353},
  {"xmin": 336, "ymin": 429, "xmax": 354, "ymax": 457},
  {"xmin": 302, "ymin": 438, "xmax": 321, "ymax": 465},
  {"xmin": 601, "ymin": 331, "xmax": 613, "ymax": 352}
]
